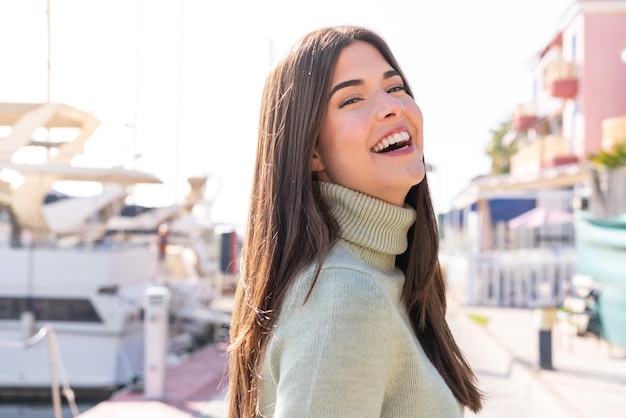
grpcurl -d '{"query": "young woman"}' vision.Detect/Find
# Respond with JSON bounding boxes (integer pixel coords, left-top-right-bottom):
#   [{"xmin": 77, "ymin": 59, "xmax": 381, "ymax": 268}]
[{"xmin": 227, "ymin": 25, "xmax": 483, "ymax": 417}]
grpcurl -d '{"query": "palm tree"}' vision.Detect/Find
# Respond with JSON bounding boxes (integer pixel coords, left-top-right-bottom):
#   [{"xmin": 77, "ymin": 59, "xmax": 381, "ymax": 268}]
[{"xmin": 486, "ymin": 119, "xmax": 517, "ymax": 175}]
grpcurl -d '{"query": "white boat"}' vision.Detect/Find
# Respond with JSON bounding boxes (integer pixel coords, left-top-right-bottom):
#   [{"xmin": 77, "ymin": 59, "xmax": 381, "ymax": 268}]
[{"xmin": 0, "ymin": 102, "xmax": 232, "ymax": 400}]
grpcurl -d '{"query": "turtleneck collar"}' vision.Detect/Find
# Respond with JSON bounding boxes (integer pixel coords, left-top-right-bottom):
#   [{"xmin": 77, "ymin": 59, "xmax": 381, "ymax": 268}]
[{"xmin": 318, "ymin": 182, "xmax": 416, "ymax": 272}]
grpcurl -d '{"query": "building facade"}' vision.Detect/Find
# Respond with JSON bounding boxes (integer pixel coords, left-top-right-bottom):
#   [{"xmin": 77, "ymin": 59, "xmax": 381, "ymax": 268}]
[
  {"xmin": 445, "ymin": 0, "xmax": 626, "ymax": 254},
  {"xmin": 441, "ymin": 0, "xmax": 626, "ymax": 307}
]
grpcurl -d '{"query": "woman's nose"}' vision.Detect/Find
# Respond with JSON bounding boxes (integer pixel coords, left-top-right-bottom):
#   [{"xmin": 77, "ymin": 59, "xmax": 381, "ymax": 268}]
[{"xmin": 375, "ymin": 90, "xmax": 404, "ymax": 120}]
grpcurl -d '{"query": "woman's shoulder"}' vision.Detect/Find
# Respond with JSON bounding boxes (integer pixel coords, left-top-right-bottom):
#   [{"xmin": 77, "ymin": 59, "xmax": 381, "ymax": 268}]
[
  {"xmin": 284, "ymin": 243, "xmax": 392, "ymax": 311},
  {"xmin": 324, "ymin": 241, "xmax": 373, "ymax": 270},
  {"xmin": 276, "ymin": 249, "xmax": 396, "ymax": 339},
  {"xmin": 300, "ymin": 241, "xmax": 377, "ymax": 278}
]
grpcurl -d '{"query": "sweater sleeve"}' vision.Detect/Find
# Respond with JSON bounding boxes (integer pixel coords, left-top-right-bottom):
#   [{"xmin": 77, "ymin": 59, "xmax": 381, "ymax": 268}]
[{"xmin": 264, "ymin": 267, "xmax": 395, "ymax": 417}]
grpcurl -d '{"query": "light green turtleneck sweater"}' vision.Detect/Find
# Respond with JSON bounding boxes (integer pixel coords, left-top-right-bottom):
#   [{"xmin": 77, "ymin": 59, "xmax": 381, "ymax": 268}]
[{"xmin": 260, "ymin": 182, "xmax": 463, "ymax": 417}]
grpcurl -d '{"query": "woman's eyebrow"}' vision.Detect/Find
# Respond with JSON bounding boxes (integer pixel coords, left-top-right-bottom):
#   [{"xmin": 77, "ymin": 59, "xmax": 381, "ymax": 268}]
[
  {"xmin": 329, "ymin": 79, "xmax": 362, "ymax": 98},
  {"xmin": 329, "ymin": 70, "xmax": 402, "ymax": 98},
  {"xmin": 383, "ymin": 70, "xmax": 401, "ymax": 80}
]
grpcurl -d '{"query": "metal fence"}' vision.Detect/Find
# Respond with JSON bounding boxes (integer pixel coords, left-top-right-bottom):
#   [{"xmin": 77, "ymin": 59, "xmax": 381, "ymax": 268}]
[{"xmin": 442, "ymin": 249, "xmax": 577, "ymax": 308}]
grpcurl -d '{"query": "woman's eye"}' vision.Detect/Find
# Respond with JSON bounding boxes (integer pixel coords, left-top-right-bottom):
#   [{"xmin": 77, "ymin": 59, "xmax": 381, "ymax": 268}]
[
  {"xmin": 387, "ymin": 85, "xmax": 406, "ymax": 94},
  {"xmin": 339, "ymin": 96, "xmax": 361, "ymax": 108}
]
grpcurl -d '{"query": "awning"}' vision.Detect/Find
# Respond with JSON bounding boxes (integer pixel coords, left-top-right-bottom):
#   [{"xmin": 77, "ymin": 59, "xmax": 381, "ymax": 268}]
[{"xmin": 452, "ymin": 163, "xmax": 586, "ymax": 210}]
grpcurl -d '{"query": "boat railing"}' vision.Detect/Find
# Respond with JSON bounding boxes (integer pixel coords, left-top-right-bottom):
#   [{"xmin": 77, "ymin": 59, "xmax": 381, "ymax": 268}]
[
  {"xmin": 0, "ymin": 237, "xmax": 153, "ymax": 251},
  {"xmin": 0, "ymin": 323, "xmax": 80, "ymax": 418}
]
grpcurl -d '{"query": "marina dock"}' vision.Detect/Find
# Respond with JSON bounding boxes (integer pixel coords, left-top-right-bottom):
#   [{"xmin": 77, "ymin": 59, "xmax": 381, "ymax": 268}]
[{"xmin": 77, "ymin": 343, "xmax": 228, "ymax": 418}]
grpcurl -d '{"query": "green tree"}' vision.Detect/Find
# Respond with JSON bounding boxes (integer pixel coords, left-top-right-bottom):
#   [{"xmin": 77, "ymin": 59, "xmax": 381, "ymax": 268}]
[
  {"xmin": 589, "ymin": 142, "xmax": 626, "ymax": 168},
  {"xmin": 486, "ymin": 119, "xmax": 517, "ymax": 175}
]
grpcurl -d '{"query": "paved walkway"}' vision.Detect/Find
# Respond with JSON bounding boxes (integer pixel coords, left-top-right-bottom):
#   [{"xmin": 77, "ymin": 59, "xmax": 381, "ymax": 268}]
[{"xmin": 449, "ymin": 301, "xmax": 626, "ymax": 418}]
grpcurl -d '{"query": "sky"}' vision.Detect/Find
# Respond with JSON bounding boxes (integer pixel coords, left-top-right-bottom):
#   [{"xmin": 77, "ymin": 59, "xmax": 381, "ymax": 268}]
[{"xmin": 0, "ymin": 0, "xmax": 574, "ymax": 227}]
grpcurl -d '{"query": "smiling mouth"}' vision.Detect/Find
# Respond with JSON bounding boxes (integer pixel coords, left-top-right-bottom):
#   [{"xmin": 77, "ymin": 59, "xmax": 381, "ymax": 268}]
[{"xmin": 371, "ymin": 131, "xmax": 411, "ymax": 153}]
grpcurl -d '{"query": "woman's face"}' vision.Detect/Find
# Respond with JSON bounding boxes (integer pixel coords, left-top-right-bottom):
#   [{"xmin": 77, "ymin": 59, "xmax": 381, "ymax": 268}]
[{"xmin": 312, "ymin": 41, "xmax": 425, "ymax": 206}]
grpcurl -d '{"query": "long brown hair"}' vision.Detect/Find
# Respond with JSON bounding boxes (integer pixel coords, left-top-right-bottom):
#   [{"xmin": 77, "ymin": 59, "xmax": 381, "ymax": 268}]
[{"xmin": 227, "ymin": 25, "xmax": 483, "ymax": 417}]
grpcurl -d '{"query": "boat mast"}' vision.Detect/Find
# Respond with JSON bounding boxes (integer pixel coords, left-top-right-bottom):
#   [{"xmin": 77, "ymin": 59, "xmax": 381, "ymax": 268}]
[
  {"xmin": 46, "ymin": 0, "xmax": 51, "ymax": 103},
  {"xmin": 174, "ymin": 0, "xmax": 185, "ymax": 203},
  {"xmin": 133, "ymin": 0, "xmax": 142, "ymax": 169}
]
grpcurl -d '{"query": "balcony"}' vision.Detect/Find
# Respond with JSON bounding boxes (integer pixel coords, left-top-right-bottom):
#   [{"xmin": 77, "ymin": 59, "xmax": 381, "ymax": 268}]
[
  {"xmin": 512, "ymin": 103, "xmax": 537, "ymax": 131},
  {"xmin": 510, "ymin": 134, "xmax": 578, "ymax": 176},
  {"xmin": 510, "ymin": 139, "xmax": 541, "ymax": 175},
  {"xmin": 545, "ymin": 61, "xmax": 578, "ymax": 100},
  {"xmin": 601, "ymin": 116, "xmax": 626, "ymax": 151}
]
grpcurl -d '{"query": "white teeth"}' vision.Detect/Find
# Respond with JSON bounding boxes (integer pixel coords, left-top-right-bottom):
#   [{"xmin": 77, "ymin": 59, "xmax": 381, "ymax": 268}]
[{"xmin": 371, "ymin": 131, "xmax": 410, "ymax": 152}]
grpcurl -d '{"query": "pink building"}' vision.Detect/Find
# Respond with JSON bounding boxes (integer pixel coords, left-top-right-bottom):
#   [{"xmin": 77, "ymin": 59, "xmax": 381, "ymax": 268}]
[
  {"xmin": 440, "ymin": 1, "xmax": 626, "ymax": 308},
  {"xmin": 510, "ymin": 0, "xmax": 626, "ymax": 178},
  {"xmin": 448, "ymin": 0, "xmax": 626, "ymax": 254}
]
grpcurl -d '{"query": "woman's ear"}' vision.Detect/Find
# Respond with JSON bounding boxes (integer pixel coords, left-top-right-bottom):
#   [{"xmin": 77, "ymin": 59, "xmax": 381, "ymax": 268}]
[{"xmin": 311, "ymin": 148, "xmax": 325, "ymax": 173}]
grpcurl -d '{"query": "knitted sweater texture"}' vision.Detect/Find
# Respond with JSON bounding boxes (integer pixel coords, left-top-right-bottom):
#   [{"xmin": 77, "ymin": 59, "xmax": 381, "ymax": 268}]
[{"xmin": 260, "ymin": 182, "xmax": 463, "ymax": 417}]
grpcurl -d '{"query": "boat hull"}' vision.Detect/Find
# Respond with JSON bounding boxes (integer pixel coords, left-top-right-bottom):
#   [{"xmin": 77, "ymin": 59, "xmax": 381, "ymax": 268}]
[
  {"xmin": 574, "ymin": 211, "xmax": 626, "ymax": 349},
  {"xmin": 0, "ymin": 243, "xmax": 156, "ymax": 400},
  {"xmin": 0, "ymin": 326, "xmax": 143, "ymax": 401}
]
